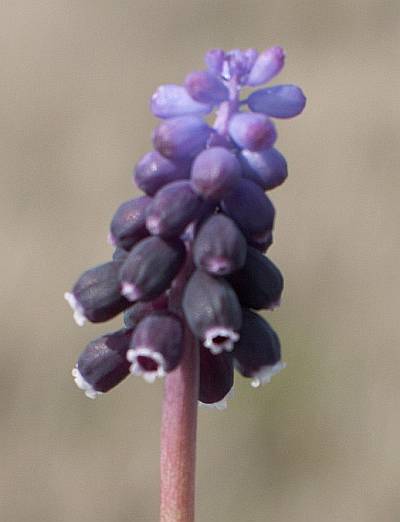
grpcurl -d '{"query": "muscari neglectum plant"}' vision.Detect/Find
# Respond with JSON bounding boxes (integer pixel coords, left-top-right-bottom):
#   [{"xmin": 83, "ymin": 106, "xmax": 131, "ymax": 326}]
[{"xmin": 65, "ymin": 46, "xmax": 305, "ymax": 522}]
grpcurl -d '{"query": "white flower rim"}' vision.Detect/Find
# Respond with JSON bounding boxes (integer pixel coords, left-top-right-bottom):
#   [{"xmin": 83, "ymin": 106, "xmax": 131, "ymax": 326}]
[
  {"xmin": 72, "ymin": 367, "xmax": 102, "ymax": 399},
  {"xmin": 127, "ymin": 347, "xmax": 166, "ymax": 383},
  {"xmin": 251, "ymin": 361, "xmax": 286, "ymax": 388},
  {"xmin": 203, "ymin": 326, "xmax": 239, "ymax": 354},
  {"xmin": 64, "ymin": 292, "xmax": 86, "ymax": 327}
]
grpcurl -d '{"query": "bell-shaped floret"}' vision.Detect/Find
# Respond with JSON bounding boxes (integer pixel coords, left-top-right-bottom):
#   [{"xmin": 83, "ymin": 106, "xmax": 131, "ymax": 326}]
[
  {"xmin": 185, "ymin": 71, "xmax": 229, "ymax": 105},
  {"xmin": 193, "ymin": 214, "xmax": 246, "ymax": 275},
  {"xmin": 151, "ymin": 84, "xmax": 212, "ymax": 119},
  {"xmin": 123, "ymin": 294, "xmax": 168, "ymax": 328},
  {"xmin": 65, "ymin": 262, "xmax": 130, "ymax": 326},
  {"xmin": 146, "ymin": 180, "xmax": 204, "ymax": 238},
  {"xmin": 199, "ymin": 345, "xmax": 234, "ymax": 408},
  {"xmin": 246, "ymin": 46, "xmax": 285, "ymax": 86},
  {"xmin": 153, "ymin": 116, "xmax": 213, "ymax": 160},
  {"xmin": 191, "ymin": 147, "xmax": 241, "ymax": 201},
  {"xmin": 221, "ymin": 178, "xmax": 275, "ymax": 239},
  {"xmin": 233, "ymin": 309, "xmax": 284, "ymax": 387},
  {"xmin": 127, "ymin": 312, "xmax": 183, "ymax": 382},
  {"xmin": 247, "ymin": 85, "xmax": 306, "ymax": 119},
  {"xmin": 228, "ymin": 112, "xmax": 277, "ymax": 151},
  {"xmin": 227, "ymin": 247, "xmax": 283, "ymax": 310},
  {"xmin": 183, "ymin": 270, "xmax": 242, "ymax": 354},
  {"xmin": 72, "ymin": 328, "xmax": 133, "ymax": 398},
  {"xmin": 239, "ymin": 148, "xmax": 288, "ymax": 191},
  {"xmin": 134, "ymin": 150, "xmax": 191, "ymax": 196},
  {"xmin": 119, "ymin": 236, "xmax": 186, "ymax": 302},
  {"xmin": 109, "ymin": 196, "xmax": 151, "ymax": 250}
]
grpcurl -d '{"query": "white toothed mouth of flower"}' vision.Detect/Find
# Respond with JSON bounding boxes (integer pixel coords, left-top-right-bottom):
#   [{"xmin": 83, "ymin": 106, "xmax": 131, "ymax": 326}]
[
  {"xmin": 127, "ymin": 347, "xmax": 166, "ymax": 383},
  {"xmin": 64, "ymin": 292, "xmax": 86, "ymax": 327},
  {"xmin": 199, "ymin": 387, "xmax": 234, "ymax": 410},
  {"xmin": 203, "ymin": 327, "xmax": 239, "ymax": 354},
  {"xmin": 72, "ymin": 367, "xmax": 102, "ymax": 399},
  {"xmin": 251, "ymin": 361, "xmax": 286, "ymax": 388},
  {"xmin": 121, "ymin": 282, "xmax": 142, "ymax": 302}
]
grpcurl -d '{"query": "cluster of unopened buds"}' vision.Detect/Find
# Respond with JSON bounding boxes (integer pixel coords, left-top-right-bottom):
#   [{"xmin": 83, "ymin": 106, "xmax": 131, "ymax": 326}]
[{"xmin": 65, "ymin": 46, "xmax": 306, "ymax": 408}]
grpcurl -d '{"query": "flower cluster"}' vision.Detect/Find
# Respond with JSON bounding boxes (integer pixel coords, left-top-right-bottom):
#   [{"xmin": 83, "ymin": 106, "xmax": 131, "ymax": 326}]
[{"xmin": 65, "ymin": 47, "xmax": 305, "ymax": 408}]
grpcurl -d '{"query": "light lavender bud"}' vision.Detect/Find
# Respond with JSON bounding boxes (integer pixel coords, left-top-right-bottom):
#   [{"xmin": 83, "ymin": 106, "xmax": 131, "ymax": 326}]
[
  {"xmin": 247, "ymin": 84, "xmax": 306, "ymax": 119},
  {"xmin": 246, "ymin": 46, "xmax": 285, "ymax": 86},
  {"xmin": 151, "ymin": 84, "xmax": 212, "ymax": 119},
  {"xmin": 228, "ymin": 112, "xmax": 277, "ymax": 151},
  {"xmin": 152, "ymin": 116, "xmax": 213, "ymax": 160},
  {"xmin": 185, "ymin": 70, "xmax": 229, "ymax": 105}
]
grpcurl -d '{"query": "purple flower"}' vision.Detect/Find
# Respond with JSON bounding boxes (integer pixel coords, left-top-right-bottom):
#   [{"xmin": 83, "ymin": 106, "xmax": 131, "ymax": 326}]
[{"xmin": 66, "ymin": 46, "xmax": 305, "ymax": 403}]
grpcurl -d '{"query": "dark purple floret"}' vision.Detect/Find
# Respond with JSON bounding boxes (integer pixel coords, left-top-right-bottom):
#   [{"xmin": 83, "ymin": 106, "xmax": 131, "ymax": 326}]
[
  {"xmin": 193, "ymin": 214, "xmax": 247, "ymax": 275},
  {"xmin": 146, "ymin": 180, "xmax": 204, "ymax": 238},
  {"xmin": 152, "ymin": 115, "xmax": 213, "ymax": 160},
  {"xmin": 123, "ymin": 294, "xmax": 169, "ymax": 329},
  {"xmin": 119, "ymin": 236, "xmax": 186, "ymax": 302},
  {"xmin": 239, "ymin": 148, "xmax": 288, "ymax": 191},
  {"xmin": 183, "ymin": 269, "xmax": 242, "ymax": 354},
  {"xmin": 73, "ymin": 328, "xmax": 133, "ymax": 398},
  {"xmin": 221, "ymin": 178, "xmax": 275, "ymax": 239},
  {"xmin": 233, "ymin": 309, "xmax": 284, "ymax": 387},
  {"xmin": 65, "ymin": 262, "xmax": 130, "ymax": 326},
  {"xmin": 134, "ymin": 151, "xmax": 191, "ymax": 196},
  {"xmin": 191, "ymin": 147, "xmax": 242, "ymax": 201},
  {"xmin": 127, "ymin": 312, "xmax": 183, "ymax": 382},
  {"xmin": 227, "ymin": 246, "xmax": 283, "ymax": 310},
  {"xmin": 109, "ymin": 196, "xmax": 151, "ymax": 250},
  {"xmin": 199, "ymin": 345, "xmax": 233, "ymax": 408}
]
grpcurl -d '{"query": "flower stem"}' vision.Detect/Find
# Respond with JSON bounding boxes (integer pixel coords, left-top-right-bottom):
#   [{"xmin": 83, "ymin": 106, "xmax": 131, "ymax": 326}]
[{"xmin": 160, "ymin": 252, "xmax": 199, "ymax": 522}]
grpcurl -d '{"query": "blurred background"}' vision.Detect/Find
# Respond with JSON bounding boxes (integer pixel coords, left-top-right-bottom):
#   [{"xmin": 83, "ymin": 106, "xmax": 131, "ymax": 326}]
[{"xmin": 2, "ymin": 1, "xmax": 400, "ymax": 521}]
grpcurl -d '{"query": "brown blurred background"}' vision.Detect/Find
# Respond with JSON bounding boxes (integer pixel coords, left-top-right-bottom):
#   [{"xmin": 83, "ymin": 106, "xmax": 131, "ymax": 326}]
[{"xmin": 1, "ymin": 1, "xmax": 400, "ymax": 521}]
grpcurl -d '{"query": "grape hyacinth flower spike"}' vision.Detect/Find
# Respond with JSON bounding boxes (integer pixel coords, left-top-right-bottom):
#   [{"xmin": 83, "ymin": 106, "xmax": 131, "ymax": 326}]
[{"xmin": 65, "ymin": 46, "xmax": 306, "ymax": 522}]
